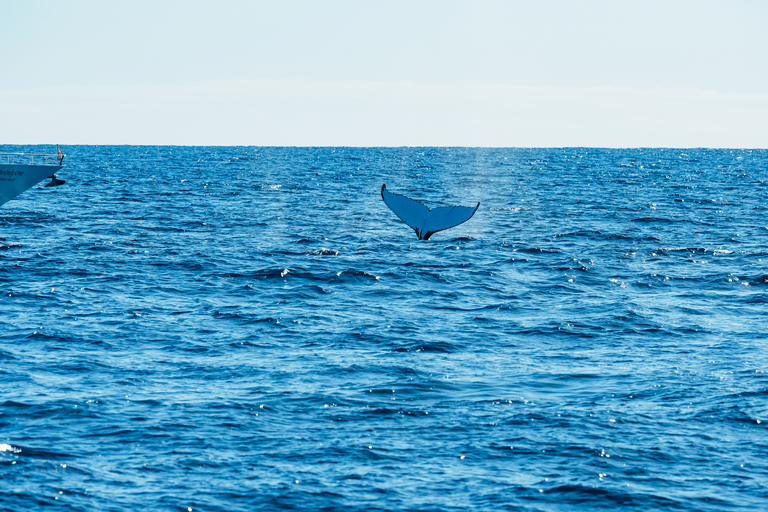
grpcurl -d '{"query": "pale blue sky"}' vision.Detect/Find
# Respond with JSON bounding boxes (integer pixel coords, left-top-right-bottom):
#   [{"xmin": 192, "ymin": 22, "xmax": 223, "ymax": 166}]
[{"xmin": 1, "ymin": 0, "xmax": 766, "ymax": 146}]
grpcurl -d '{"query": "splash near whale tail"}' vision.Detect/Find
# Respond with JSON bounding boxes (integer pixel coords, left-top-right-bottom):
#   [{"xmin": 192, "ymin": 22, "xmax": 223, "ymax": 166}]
[{"xmin": 381, "ymin": 184, "xmax": 479, "ymax": 240}]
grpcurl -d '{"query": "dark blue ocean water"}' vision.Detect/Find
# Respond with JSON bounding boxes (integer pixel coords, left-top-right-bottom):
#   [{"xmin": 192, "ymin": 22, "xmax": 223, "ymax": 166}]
[{"xmin": 1, "ymin": 146, "xmax": 767, "ymax": 511}]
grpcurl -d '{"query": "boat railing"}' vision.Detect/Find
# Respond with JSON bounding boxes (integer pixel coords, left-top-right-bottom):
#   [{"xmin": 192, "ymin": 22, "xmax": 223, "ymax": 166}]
[{"xmin": 0, "ymin": 150, "xmax": 65, "ymax": 166}]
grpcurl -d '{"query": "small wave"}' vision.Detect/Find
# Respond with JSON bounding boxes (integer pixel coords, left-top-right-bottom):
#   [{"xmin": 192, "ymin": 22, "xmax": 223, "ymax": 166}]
[
  {"xmin": 364, "ymin": 408, "xmax": 399, "ymax": 415},
  {"xmin": 655, "ymin": 247, "xmax": 708, "ymax": 254},
  {"xmin": 723, "ymin": 274, "xmax": 768, "ymax": 286},
  {"xmin": 631, "ymin": 217, "xmax": 674, "ymax": 223},
  {"xmin": 552, "ymin": 230, "xmax": 601, "ymax": 239},
  {"xmin": 223, "ymin": 268, "xmax": 291, "ymax": 279},
  {"xmin": 2, "ymin": 444, "xmax": 74, "ymax": 460},
  {"xmin": 516, "ymin": 247, "xmax": 560, "ymax": 254},
  {"xmin": 212, "ymin": 312, "xmax": 282, "ymax": 325},
  {"xmin": 412, "ymin": 342, "xmax": 456, "ymax": 353},
  {"xmin": 332, "ymin": 270, "xmax": 380, "ymax": 282},
  {"xmin": 312, "ymin": 248, "xmax": 339, "ymax": 256},
  {"xmin": 632, "ymin": 217, "xmax": 713, "ymax": 226},
  {"xmin": 22, "ymin": 331, "xmax": 80, "ymax": 343},
  {"xmin": 0, "ymin": 443, "xmax": 21, "ymax": 454}
]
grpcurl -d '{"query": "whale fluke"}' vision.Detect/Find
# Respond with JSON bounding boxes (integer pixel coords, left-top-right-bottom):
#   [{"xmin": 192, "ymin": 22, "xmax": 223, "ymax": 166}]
[
  {"xmin": 45, "ymin": 175, "xmax": 65, "ymax": 187},
  {"xmin": 381, "ymin": 184, "xmax": 479, "ymax": 240}
]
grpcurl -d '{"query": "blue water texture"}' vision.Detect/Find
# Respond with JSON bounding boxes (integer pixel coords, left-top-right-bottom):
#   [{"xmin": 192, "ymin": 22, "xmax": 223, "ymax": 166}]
[{"xmin": 1, "ymin": 146, "xmax": 767, "ymax": 511}]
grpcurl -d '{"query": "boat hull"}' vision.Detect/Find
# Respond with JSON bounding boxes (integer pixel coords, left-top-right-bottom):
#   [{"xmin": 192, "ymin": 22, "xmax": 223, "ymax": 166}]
[{"xmin": 0, "ymin": 163, "xmax": 57, "ymax": 206}]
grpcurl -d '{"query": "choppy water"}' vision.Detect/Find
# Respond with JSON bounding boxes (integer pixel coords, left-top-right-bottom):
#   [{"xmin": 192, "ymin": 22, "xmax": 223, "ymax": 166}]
[{"xmin": 1, "ymin": 146, "xmax": 767, "ymax": 511}]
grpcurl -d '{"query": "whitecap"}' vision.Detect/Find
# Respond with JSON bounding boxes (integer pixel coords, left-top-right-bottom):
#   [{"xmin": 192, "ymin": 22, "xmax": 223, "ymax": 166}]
[{"xmin": 0, "ymin": 443, "xmax": 20, "ymax": 453}]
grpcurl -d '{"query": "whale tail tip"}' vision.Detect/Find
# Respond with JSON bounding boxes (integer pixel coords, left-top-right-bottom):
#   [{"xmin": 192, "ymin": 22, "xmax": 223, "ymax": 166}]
[{"xmin": 381, "ymin": 184, "xmax": 479, "ymax": 240}]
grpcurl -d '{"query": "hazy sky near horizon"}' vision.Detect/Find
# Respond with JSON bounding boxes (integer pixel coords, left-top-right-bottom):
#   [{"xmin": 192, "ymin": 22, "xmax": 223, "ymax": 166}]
[{"xmin": 1, "ymin": 0, "xmax": 767, "ymax": 147}]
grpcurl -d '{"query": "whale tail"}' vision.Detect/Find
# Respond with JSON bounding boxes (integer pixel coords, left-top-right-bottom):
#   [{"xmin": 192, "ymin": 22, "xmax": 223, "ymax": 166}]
[{"xmin": 381, "ymin": 184, "xmax": 479, "ymax": 240}]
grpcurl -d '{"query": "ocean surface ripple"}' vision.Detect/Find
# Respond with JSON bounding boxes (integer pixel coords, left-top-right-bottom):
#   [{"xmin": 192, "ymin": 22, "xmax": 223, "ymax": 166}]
[{"xmin": 1, "ymin": 146, "xmax": 767, "ymax": 511}]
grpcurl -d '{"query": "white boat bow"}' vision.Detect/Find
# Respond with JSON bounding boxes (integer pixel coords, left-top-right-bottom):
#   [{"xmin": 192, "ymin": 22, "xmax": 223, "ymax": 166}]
[{"xmin": 0, "ymin": 146, "xmax": 66, "ymax": 206}]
